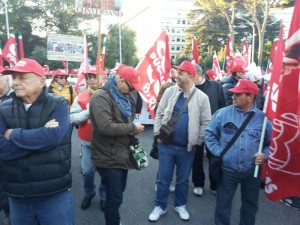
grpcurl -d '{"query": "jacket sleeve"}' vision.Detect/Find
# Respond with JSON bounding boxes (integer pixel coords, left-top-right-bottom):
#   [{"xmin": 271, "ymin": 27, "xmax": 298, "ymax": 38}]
[
  {"xmin": 204, "ymin": 110, "xmax": 224, "ymax": 157},
  {"xmin": 198, "ymin": 94, "xmax": 211, "ymax": 145},
  {"xmin": 222, "ymin": 82, "xmax": 234, "ymax": 106},
  {"xmin": 9, "ymin": 99, "xmax": 71, "ymax": 151},
  {"xmin": 70, "ymin": 96, "xmax": 89, "ymax": 125}
]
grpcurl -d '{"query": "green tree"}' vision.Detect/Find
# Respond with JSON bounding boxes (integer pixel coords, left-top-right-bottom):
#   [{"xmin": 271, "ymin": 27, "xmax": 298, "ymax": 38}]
[{"xmin": 105, "ymin": 24, "xmax": 137, "ymax": 69}]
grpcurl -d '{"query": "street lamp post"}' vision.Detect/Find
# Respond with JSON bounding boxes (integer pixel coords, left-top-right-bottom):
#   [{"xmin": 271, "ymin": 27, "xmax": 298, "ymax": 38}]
[
  {"xmin": 238, "ymin": 17, "xmax": 255, "ymax": 63},
  {"xmin": 3, "ymin": 0, "xmax": 10, "ymax": 38}
]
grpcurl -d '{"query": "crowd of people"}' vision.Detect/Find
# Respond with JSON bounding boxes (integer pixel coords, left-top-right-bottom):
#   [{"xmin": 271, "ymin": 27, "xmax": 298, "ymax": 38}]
[{"xmin": 0, "ymin": 57, "xmax": 297, "ymax": 225}]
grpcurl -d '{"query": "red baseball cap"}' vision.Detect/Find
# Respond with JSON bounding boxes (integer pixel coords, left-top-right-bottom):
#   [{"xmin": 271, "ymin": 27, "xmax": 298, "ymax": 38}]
[
  {"xmin": 117, "ymin": 65, "xmax": 140, "ymax": 90},
  {"xmin": 206, "ymin": 70, "xmax": 216, "ymax": 80},
  {"xmin": 55, "ymin": 69, "xmax": 68, "ymax": 76},
  {"xmin": 2, "ymin": 58, "xmax": 45, "ymax": 77},
  {"xmin": 173, "ymin": 60, "xmax": 196, "ymax": 77},
  {"xmin": 84, "ymin": 66, "xmax": 106, "ymax": 75},
  {"xmin": 228, "ymin": 79, "xmax": 259, "ymax": 95}
]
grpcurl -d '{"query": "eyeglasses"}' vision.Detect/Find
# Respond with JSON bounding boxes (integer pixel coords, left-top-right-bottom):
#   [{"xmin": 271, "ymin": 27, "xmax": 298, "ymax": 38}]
[
  {"xmin": 57, "ymin": 75, "xmax": 68, "ymax": 79},
  {"xmin": 85, "ymin": 74, "xmax": 97, "ymax": 80},
  {"xmin": 125, "ymin": 80, "xmax": 135, "ymax": 91}
]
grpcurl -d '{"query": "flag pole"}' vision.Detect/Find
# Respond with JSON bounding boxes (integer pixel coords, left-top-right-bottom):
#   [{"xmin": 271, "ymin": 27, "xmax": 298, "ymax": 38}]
[
  {"xmin": 4, "ymin": 0, "xmax": 10, "ymax": 38},
  {"xmin": 254, "ymin": 117, "xmax": 268, "ymax": 177},
  {"xmin": 97, "ymin": 14, "xmax": 102, "ymax": 88}
]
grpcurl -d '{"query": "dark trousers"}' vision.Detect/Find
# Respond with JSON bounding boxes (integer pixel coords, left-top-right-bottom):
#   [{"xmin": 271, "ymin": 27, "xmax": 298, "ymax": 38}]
[
  {"xmin": 97, "ymin": 167, "xmax": 128, "ymax": 225},
  {"xmin": 192, "ymin": 144, "xmax": 217, "ymax": 191}
]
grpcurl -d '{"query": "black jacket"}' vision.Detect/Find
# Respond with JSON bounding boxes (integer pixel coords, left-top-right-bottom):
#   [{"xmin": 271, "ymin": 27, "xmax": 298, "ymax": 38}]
[
  {"xmin": 196, "ymin": 79, "xmax": 226, "ymax": 115},
  {"xmin": 220, "ymin": 76, "xmax": 238, "ymax": 106}
]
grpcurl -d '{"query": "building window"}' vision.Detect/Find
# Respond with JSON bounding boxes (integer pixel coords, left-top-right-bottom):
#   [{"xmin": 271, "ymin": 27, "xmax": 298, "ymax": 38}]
[
  {"xmin": 171, "ymin": 28, "xmax": 175, "ymax": 33},
  {"xmin": 177, "ymin": 20, "xmax": 181, "ymax": 25},
  {"xmin": 176, "ymin": 37, "xmax": 181, "ymax": 42},
  {"xmin": 182, "ymin": 20, "xmax": 186, "ymax": 25},
  {"xmin": 171, "ymin": 37, "xmax": 175, "ymax": 42},
  {"xmin": 176, "ymin": 46, "xmax": 181, "ymax": 51},
  {"xmin": 171, "ymin": 55, "xmax": 175, "ymax": 60},
  {"xmin": 171, "ymin": 45, "xmax": 175, "ymax": 51}
]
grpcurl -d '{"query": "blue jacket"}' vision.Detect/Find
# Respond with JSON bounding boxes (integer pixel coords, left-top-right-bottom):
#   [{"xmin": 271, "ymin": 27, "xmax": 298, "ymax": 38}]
[{"xmin": 205, "ymin": 104, "xmax": 272, "ymax": 173}]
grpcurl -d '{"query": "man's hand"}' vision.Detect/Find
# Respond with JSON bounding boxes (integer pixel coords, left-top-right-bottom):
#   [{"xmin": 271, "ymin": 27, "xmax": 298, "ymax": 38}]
[
  {"xmin": 4, "ymin": 129, "xmax": 13, "ymax": 140},
  {"xmin": 134, "ymin": 122, "xmax": 145, "ymax": 134},
  {"xmin": 254, "ymin": 153, "xmax": 265, "ymax": 165},
  {"xmin": 44, "ymin": 119, "xmax": 59, "ymax": 128}
]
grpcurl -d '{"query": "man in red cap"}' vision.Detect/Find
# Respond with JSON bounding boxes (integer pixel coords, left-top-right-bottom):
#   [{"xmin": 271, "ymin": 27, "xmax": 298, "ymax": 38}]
[
  {"xmin": 205, "ymin": 79, "xmax": 272, "ymax": 225},
  {"xmin": 149, "ymin": 60, "xmax": 211, "ymax": 222},
  {"xmin": 220, "ymin": 62, "xmax": 247, "ymax": 105},
  {"xmin": 0, "ymin": 58, "xmax": 74, "ymax": 225},
  {"xmin": 70, "ymin": 66, "xmax": 107, "ymax": 211},
  {"xmin": 89, "ymin": 64, "xmax": 144, "ymax": 225}
]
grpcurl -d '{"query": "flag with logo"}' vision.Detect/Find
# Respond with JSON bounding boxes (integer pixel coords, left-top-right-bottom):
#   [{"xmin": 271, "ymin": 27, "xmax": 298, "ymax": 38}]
[
  {"xmin": 241, "ymin": 38, "xmax": 249, "ymax": 67},
  {"xmin": 265, "ymin": 0, "xmax": 300, "ymax": 201},
  {"xmin": 136, "ymin": 31, "xmax": 171, "ymax": 119},
  {"xmin": 225, "ymin": 34, "xmax": 233, "ymax": 75},
  {"xmin": 2, "ymin": 34, "xmax": 18, "ymax": 66},
  {"xmin": 192, "ymin": 37, "xmax": 199, "ymax": 64}
]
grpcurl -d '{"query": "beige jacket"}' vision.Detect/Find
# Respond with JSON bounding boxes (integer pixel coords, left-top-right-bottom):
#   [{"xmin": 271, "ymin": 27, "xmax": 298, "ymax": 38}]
[{"xmin": 154, "ymin": 84, "xmax": 211, "ymax": 151}]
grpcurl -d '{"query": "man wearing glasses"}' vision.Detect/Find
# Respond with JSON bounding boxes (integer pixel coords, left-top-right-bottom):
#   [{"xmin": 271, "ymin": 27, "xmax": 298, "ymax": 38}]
[
  {"xmin": 89, "ymin": 64, "xmax": 144, "ymax": 225},
  {"xmin": 48, "ymin": 69, "xmax": 77, "ymax": 106}
]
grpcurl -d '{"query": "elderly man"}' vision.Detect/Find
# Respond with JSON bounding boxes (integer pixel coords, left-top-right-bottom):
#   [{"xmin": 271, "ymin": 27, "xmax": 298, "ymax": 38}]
[
  {"xmin": 192, "ymin": 63, "xmax": 226, "ymax": 196},
  {"xmin": 148, "ymin": 60, "xmax": 211, "ymax": 222},
  {"xmin": 0, "ymin": 58, "xmax": 74, "ymax": 225},
  {"xmin": 205, "ymin": 79, "xmax": 272, "ymax": 225},
  {"xmin": 89, "ymin": 65, "xmax": 144, "ymax": 225},
  {"xmin": 70, "ymin": 66, "xmax": 107, "ymax": 211}
]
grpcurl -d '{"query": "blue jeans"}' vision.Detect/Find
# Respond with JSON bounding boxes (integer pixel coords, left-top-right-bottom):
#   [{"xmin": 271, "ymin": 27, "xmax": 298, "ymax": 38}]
[
  {"xmin": 81, "ymin": 143, "xmax": 106, "ymax": 200},
  {"xmin": 9, "ymin": 190, "xmax": 75, "ymax": 225},
  {"xmin": 97, "ymin": 167, "xmax": 128, "ymax": 225},
  {"xmin": 215, "ymin": 168, "xmax": 261, "ymax": 225},
  {"xmin": 155, "ymin": 143, "xmax": 195, "ymax": 210}
]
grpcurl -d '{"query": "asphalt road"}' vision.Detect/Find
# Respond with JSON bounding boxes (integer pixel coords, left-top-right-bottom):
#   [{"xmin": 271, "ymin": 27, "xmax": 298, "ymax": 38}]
[{"xmin": 70, "ymin": 126, "xmax": 299, "ymax": 225}]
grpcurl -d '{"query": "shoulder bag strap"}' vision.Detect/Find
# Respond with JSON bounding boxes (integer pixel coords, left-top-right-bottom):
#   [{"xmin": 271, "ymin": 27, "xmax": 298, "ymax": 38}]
[
  {"xmin": 169, "ymin": 88, "xmax": 196, "ymax": 125},
  {"xmin": 219, "ymin": 111, "xmax": 255, "ymax": 158}
]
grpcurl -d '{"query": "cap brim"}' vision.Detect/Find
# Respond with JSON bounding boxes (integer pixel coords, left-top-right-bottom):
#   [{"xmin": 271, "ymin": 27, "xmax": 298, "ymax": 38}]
[
  {"xmin": 2, "ymin": 68, "xmax": 31, "ymax": 75},
  {"xmin": 228, "ymin": 87, "xmax": 244, "ymax": 93}
]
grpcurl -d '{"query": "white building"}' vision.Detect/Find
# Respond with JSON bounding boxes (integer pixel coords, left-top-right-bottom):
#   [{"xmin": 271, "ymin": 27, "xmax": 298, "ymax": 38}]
[{"xmin": 121, "ymin": 0, "xmax": 194, "ymax": 60}]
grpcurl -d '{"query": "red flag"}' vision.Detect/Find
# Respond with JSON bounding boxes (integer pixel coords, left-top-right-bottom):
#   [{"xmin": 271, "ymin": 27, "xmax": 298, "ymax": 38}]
[
  {"xmin": 192, "ymin": 37, "xmax": 199, "ymax": 64},
  {"xmin": 18, "ymin": 33, "xmax": 24, "ymax": 59},
  {"xmin": 2, "ymin": 34, "xmax": 18, "ymax": 66},
  {"xmin": 212, "ymin": 51, "xmax": 222, "ymax": 80},
  {"xmin": 263, "ymin": 25, "xmax": 284, "ymax": 121},
  {"xmin": 241, "ymin": 38, "xmax": 249, "ymax": 68},
  {"xmin": 0, "ymin": 47, "xmax": 3, "ymax": 67},
  {"xmin": 101, "ymin": 37, "xmax": 107, "ymax": 70},
  {"xmin": 265, "ymin": 0, "xmax": 300, "ymax": 201},
  {"xmin": 136, "ymin": 31, "xmax": 171, "ymax": 119},
  {"xmin": 75, "ymin": 35, "xmax": 89, "ymax": 92},
  {"xmin": 225, "ymin": 34, "xmax": 234, "ymax": 75}
]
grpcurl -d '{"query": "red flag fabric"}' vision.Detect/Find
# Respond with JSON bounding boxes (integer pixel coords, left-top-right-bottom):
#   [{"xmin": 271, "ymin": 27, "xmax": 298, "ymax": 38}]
[
  {"xmin": 18, "ymin": 33, "xmax": 24, "ymax": 59},
  {"xmin": 135, "ymin": 31, "xmax": 171, "ymax": 119},
  {"xmin": 265, "ymin": 0, "xmax": 300, "ymax": 201},
  {"xmin": 2, "ymin": 34, "xmax": 18, "ymax": 66},
  {"xmin": 212, "ymin": 51, "xmax": 222, "ymax": 80},
  {"xmin": 225, "ymin": 34, "xmax": 234, "ymax": 75},
  {"xmin": 0, "ymin": 47, "xmax": 3, "ymax": 67},
  {"xmin": 241, "ymin": 38, "xmax": 249, "ymax": 68},
  {"xmin": 75, "ymin": 35, "xmax": 89, "ymax": 92},
  {"xmin": 192, "ymin": 37, "xmax": 199, "ymax": 64},
  {"xmin": 263, "ymin": 25, "xmax": 284, "ymax": 121}
]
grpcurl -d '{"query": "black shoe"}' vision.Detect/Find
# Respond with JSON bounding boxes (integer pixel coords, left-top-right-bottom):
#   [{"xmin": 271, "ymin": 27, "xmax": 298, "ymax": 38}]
[
  {"xmin": 281, "ymin": 197, "xmax": 300, "ymax": 210},
  {"xmin": 81, "ymin": 193, "xmax": 96, "ymax": 210},
  {"xmin": 100, "ymin": 199, "xmax": 106, "ymax": 212}
]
